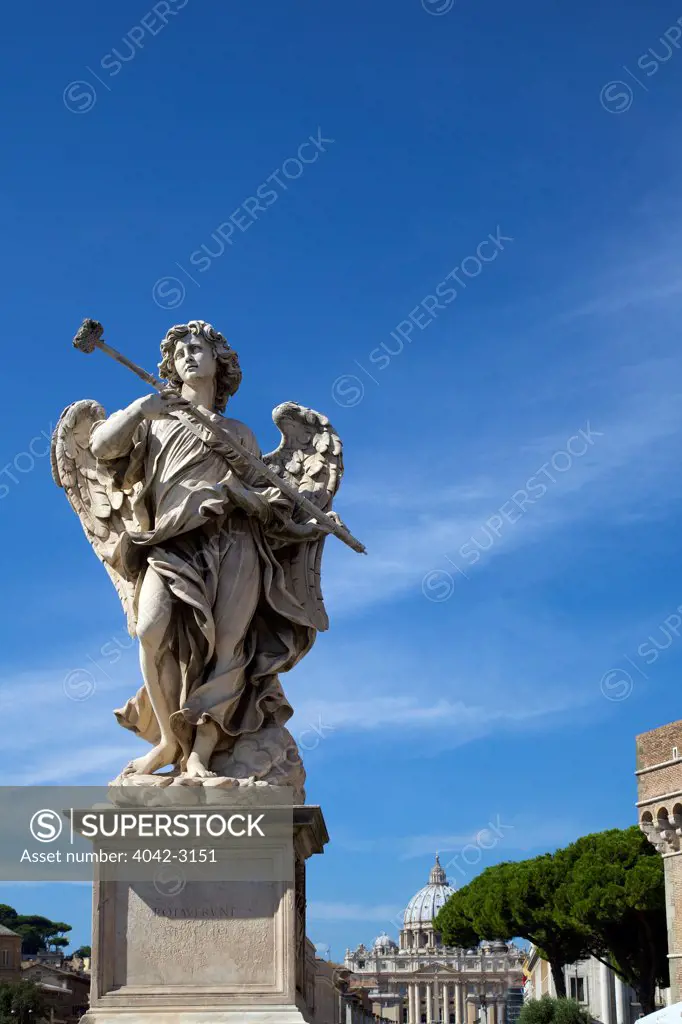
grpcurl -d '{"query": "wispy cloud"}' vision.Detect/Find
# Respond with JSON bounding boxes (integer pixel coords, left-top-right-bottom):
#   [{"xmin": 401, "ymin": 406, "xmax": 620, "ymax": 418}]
[
  {"xmin": 0, "ymin": 657, "xmax": 143, "ymax": 784},
  {"xmin": 294, "ymin": 693, "xmax": 572, "ymax": 735},
  {"xmin": 324, "ymin": 355, "xmax": 682, "ymax": 618},
  {"xmin": 308, "ymin": 901, "xmax": 403, "ymax": 922},
  {"xmin": 3, "ymin": 745, "xmax": 136, "ymax": 786},
  {"xmin": 397, "ymin": 818, "xmax": 586, "ymax": 860},
  {"xmin": 328, "ymin": 818, "xmax": 591, "ymax": 898}
]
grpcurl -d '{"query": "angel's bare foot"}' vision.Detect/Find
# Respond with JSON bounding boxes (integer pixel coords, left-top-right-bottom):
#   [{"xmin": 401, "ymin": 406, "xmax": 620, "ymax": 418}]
[
  {"xmin": 184, "ymin": 719, "xmax": 220, "ymax": 779},
  {"xmin": 123, "ymin": 741, "xmax": 178, "ymax": 776},
  {"xmin": 184, "ymin": 752, "xmax": 218, "ymax": 779}
]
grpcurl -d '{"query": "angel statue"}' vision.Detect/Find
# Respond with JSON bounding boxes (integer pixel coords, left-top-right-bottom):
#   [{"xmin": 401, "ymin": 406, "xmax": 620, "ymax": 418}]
[{"xmin": 52, "ymin": 319, "xmax": 353, "ymax": 800}]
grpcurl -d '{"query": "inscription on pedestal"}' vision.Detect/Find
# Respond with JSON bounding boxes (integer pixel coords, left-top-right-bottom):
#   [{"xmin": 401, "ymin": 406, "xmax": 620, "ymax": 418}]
[{"xmin": 120, "ymin": 880, "xmax": 279, "ymax": 989}]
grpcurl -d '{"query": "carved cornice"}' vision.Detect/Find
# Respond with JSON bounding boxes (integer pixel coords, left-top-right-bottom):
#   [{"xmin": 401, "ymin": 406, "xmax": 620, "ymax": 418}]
[
  {"xmin": 293, "ymin": 805, "xmax": 329, "ymax": 859},
  {"xmin": 640, "ymin": 811, "xmax": 682, "ymax": 854}
]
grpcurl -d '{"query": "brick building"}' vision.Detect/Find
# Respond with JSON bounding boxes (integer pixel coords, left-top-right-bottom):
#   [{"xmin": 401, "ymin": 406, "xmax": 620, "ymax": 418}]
[
  {"xmin": 636, "ymin": 719, "xmax": 682, "ymax": 1003},
  {"xmin": 0, "ymin": 924, "xmax": 21, "ymax": 983}
]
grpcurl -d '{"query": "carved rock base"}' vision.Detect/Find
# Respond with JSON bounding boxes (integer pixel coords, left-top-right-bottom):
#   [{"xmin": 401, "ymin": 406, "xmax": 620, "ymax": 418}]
[
  {"xmin": 110, "ymin": 725, "xmax": 306, "ymax": 804},
  {"xmin": 80, "ymin": 806, "xmax": 327, "ymax": 1024}
]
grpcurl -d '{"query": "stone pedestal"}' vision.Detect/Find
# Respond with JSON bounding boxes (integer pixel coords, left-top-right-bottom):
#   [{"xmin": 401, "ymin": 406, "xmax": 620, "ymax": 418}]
[{"xmin": 81, "ymin": 805, "xmax": 327, "ymax": 1024}]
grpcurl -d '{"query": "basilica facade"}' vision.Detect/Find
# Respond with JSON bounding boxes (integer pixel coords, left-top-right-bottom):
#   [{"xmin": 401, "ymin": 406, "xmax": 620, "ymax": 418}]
[{"xmin": 344, "ymin": 856, "xmax": 525, "ymax": 1024}]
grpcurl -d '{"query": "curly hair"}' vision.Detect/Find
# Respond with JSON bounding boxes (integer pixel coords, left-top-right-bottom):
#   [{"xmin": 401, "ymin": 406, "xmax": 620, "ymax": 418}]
[{"xmin": 158, "ymin": 320, "xmax": 242, "ymax": 412}]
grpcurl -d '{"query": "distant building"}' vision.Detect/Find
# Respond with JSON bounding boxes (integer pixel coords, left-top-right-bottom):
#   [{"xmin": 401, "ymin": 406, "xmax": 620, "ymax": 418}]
[
  {"xmin": 636, "ymin": 719, "xmax": 682, "ymax": 1004},
  {"xmin": 22, "ymin": 949, "xmax": 68, "ymax": 967},
  {"xmin": 309, "ymin": 943, "xmax": 392, "ymax": 1023},
  {"xmin": 21, "ymin": 961, "xmax": 90, "ymax": 1023},
  {"xmin": 344, "ymin": 856, "xmax": 525, "ymax": 1024},
  {"xmin": 524, "ymin": 946, "xmax": 640, "ymax": 1024},
  {"xmin": 63, "ymin": 954, "xmax": 91, "ymax": 976},
  {"xmin": 313, "ymin": 954, "xmax": 345, "ymax": 1024},
  {"xmin": 0, "ymin": 925, "xmax": 21, "ymax": 984}
]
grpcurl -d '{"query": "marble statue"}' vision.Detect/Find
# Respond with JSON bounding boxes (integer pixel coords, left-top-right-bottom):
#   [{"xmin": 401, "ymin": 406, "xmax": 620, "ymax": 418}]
[{"xmin": 52, "ymin": 319, "xmax": 352, "ymax": 799}]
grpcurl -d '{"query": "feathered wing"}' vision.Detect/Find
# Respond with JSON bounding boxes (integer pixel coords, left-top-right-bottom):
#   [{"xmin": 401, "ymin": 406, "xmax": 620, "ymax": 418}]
[
  {"xmin": 263, "ymin": 402, "xmax": 344, "ymax": 632},
  {"xmin": 51, "ymin": 400, "xmax": 140, "ymax": 635}
]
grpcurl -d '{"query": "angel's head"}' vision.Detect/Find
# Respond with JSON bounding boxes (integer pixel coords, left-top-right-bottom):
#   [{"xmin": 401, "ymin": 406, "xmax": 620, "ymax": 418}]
[{"xmin": 158, "ymin": 321, "xmax": 242, "ymax": 412}]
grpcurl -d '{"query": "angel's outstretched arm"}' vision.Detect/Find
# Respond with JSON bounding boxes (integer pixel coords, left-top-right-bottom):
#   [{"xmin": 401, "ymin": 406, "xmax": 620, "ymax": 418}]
[
  {"xmin": 91, "ymin": 393, "xmax": 185, "ymax": 460},
  {"xmin": 91, "ymin": 405, "xmax": 144, "ymax": 461}
]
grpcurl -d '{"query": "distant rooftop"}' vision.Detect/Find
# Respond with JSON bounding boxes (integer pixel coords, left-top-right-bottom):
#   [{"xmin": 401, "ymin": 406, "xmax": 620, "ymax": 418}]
[{"xmin": 0, "ymin": 924, "xmax": 20, "ymax": 937}]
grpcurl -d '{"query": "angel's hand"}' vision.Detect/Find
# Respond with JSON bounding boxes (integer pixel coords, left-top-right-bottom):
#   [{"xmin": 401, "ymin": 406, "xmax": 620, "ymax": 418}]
[
  {"xmin": 326, "ymin": 510, "xmax": 346, "ymax": 530},
  {"xmin": 231, "ymin": 488, "xmax": 273, "ymax": 524},
  {"xmin": 133, "ymin": 392, "xmax": 190, "ymax": 421},
  {"xmin": 276, "ymin": 516, "xmax": 335, "ymax": 541}
]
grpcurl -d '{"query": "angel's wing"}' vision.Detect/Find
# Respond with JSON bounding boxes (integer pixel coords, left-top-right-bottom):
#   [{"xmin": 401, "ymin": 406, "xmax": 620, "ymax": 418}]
[
  {"xmin": 263, "ymin": 402, "xmax": 344, "ymax": 632},
  {"xmin": 51, "ymin": 400, "xmax": 139, "ymax": 635}
]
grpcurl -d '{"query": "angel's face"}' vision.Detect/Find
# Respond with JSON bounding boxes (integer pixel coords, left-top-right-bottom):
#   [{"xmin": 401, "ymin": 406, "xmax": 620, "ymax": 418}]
[{"xmin": 173, "ymin": 335, "xmax": 217, "ymax": 384}]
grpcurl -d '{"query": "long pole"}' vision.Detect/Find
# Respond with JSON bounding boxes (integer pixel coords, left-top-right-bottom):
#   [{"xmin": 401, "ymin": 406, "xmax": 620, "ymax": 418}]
[{"xmin": 72, "ymin": 319, "xmax": 366, "ymax": 554}]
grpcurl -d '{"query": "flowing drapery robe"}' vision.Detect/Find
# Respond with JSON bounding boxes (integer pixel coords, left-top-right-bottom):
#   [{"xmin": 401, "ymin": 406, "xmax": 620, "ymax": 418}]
[{"xmin": 94, "ymin": 411, "xmax": 317, "ymax": 768}]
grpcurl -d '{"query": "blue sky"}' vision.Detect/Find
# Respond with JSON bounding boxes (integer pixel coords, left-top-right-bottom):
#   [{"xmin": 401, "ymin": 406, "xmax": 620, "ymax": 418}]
[{"xmin": 3, "ymin": 0, "xmax": 682, "ymax": 961}]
